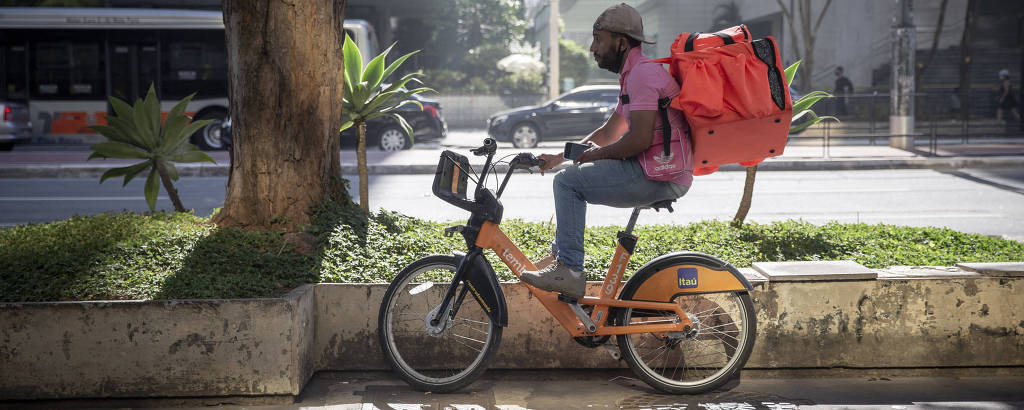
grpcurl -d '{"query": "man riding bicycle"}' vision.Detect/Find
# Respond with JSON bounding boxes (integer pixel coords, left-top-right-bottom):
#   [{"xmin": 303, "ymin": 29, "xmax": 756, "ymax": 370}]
[{"xmin": 522, "ymin": 3, "xmax": 693, "ymax": 298}]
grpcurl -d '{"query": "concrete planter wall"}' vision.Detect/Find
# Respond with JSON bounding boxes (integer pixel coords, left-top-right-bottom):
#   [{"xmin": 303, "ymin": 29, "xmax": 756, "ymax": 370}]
[
  {"xmin": 2, "ymin": 264, "xmax": 1022, "ymax": 400},
  {"xmin": 0, "ymin": 285, "xmax": 316, "ymax": 400}
]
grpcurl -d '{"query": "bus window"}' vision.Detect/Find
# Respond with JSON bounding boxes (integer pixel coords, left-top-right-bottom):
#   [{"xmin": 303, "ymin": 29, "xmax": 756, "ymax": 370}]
[
  {"xmin": 32, "ymin": 40, "xmax": 105, "ymax": 100},
  {"xmin": 2, "ymin": 45, "xmax": 28, "ymax": 100},
  {"xmin": 139, "ymin": 45, "xmax": 158, "ymax": 95},
  {"xmin": 161, "ymin": 30, "xmax": 227, "ymax": 100}
]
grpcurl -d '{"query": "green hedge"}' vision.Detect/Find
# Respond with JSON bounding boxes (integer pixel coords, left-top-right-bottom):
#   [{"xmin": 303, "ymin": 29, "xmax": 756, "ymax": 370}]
[{"xmin": 1, "ymin": 208, "xmax": 1022, "ymax": 302}]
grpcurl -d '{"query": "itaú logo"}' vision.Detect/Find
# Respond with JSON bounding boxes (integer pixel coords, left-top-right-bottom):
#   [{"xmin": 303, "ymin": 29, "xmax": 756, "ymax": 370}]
[
  {"xmin": 502, "ymin": 248, "xmax": 526, "ymax": 275},
  {"xmin": 605, "ymin": 252, "xmax": 630, "ymax": 295},
  {"xmin": 677, "ymin": 267, "xmax": 698, "ymax": 289}
]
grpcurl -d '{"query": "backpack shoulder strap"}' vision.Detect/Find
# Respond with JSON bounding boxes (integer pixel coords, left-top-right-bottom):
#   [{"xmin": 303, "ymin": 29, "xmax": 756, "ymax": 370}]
[{"xmin": 658, "ymin": 97, "xmax": 672, "ymax": 157}]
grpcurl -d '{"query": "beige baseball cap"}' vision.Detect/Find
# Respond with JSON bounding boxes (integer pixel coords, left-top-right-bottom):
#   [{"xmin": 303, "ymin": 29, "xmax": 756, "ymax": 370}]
[{"xmin": 593, "ymin": 3, "xmax": 655, "ymax": 44}]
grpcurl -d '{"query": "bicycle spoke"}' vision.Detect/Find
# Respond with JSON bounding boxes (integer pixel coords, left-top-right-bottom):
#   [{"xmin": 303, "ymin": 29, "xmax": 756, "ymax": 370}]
[
  {"xmin": 380, "ymin": 256, "xmax": 499, "ymax": 391},
  {"xmin": 450, "ymin": 333, "xmax": 485, "ymax": 352}
]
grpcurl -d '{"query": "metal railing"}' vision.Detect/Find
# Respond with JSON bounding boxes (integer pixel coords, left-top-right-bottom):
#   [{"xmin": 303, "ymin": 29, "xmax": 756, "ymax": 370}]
[{"xmin": 792, "ymin": 90, "xmax": 1024, "ymax": 157}]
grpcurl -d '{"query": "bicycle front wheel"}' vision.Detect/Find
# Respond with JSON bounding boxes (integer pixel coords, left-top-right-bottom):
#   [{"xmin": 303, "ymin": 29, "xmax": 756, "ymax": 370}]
[
  {"xmin": 616, "ymin": 269, "xmax": 756, "ymax": 394},
  {"xmin": 377, "ymin": 255, "xmax": 502, "ymax": 392}
]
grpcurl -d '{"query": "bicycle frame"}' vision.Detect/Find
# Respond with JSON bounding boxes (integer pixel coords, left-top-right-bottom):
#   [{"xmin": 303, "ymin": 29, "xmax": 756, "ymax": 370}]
[
  {"xmin": 474, "ymin": 220, "xmax": 693, "ymax": 337},
  {"xmin": 428, "ymin": 141, "xmax": 746, "ymax": 339}
]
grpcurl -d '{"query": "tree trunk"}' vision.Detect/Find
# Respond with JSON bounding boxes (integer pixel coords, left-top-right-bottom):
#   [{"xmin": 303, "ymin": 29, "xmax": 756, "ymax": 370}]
[
  {"xmin": 777, "ymin": 0, "xmax": 831, "ymax": 93},
  {"xmin": 958, "ymin": 0, "xmax": 977, "ymax": 122},
  {"xmin": 156, "ymin": 159, "xmax": 186, "ymax": 213},
  {"xmin": 356, "ymin": 121, "xmax": 369, "ymax": 215},
  {"xmin": 915, "ymin": 0, "xmax": 948, "ymax": 89},
  {"xmin": 215, "ymin": 0, "xmax": 348, "ymax": 231},
  {"xmin": 731, "ymin": 165, "xmax": 757, "ymax": 228}
]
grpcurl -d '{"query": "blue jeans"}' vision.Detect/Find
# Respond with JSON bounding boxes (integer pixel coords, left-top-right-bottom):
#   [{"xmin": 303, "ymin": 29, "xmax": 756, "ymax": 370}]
[{"xmin": 552, "ymin": 158, "xmax": 689, "ymax": 271}]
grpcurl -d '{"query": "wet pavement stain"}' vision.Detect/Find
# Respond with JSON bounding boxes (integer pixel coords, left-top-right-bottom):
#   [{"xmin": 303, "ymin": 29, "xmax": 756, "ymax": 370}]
[
  {"xmin": 357, "ymin": 385, "xmax": 498, "ymax": 409},
  {"xmin": 616, "ymin": 390, "xmax": 813, "ymax": 409}
]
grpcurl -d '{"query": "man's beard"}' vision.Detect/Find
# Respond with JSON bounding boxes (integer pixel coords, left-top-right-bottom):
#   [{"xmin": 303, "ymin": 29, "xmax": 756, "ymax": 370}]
[{"xmin": 595, "ymin": 47, "xmax": 626, "ymax": 73}]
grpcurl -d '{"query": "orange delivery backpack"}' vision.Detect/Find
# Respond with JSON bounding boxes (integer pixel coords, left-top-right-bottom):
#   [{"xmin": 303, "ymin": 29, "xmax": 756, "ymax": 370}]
[{"xmin": 653, "ymin": 25, "xmax": 793, "ymax": 175}]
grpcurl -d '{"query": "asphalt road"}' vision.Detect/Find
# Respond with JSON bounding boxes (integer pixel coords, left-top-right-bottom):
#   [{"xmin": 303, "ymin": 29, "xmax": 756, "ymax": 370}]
[{"xmin": 1, "ymin": 168, "xmax": 1023, "ymax": 241}]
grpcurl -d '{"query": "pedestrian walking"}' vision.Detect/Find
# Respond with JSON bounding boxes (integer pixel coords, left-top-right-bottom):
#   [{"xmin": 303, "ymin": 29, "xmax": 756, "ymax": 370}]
[
  {"xmin": 833, "ymin": 66, "xmax": 853, "ymax": 117},
  {"xmin": 996, "ymin": 69, "xmax": 1021, "ymax": 129}
]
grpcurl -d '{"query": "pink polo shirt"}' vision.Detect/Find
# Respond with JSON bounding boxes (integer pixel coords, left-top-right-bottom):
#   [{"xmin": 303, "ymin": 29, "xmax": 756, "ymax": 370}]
[{"xmin": 614, "ymin": 47, "xmax": 693, "ymax": 187}]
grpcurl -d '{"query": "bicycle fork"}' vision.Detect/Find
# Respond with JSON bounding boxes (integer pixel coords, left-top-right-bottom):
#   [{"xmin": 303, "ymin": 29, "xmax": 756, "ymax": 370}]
[{"xmin": 426, "ymin": 248, "xmax": 509, "ymax": 336}]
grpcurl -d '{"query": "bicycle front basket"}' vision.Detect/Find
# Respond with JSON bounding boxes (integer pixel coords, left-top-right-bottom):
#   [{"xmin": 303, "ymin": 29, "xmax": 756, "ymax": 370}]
[{"xmin": 432, "ymin": 150, "xmax": 471, "ymax": 206}]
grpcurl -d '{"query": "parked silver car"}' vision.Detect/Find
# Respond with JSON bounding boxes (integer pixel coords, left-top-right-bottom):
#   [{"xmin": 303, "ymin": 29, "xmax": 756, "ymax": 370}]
[{"xmin": 1, "ymin": 101, "xmax": 31, "ymax": 150}]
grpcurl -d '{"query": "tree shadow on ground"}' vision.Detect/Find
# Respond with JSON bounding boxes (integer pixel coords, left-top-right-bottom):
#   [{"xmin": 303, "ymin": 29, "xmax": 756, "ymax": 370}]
[{"xmin": 157, "ymin": 226, "xmax": 320, "ymax": 300}]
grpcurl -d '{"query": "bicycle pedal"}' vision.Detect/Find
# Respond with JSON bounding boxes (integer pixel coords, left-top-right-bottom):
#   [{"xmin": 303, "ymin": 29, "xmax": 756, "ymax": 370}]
[{"xmin": 557, "ymin": 293, "xmax": 578, "ymax": 304}]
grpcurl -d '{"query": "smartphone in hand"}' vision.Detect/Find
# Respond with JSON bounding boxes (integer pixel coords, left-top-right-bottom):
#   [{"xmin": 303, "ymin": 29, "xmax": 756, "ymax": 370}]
[{"xmin": 564, "ymin": 142, "xmax": 589, "ymax": 160}]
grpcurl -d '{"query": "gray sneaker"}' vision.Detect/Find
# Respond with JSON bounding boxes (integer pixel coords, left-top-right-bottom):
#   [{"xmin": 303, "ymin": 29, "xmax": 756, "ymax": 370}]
[{"xmin": 520, "ymin": 259, "xmax": 585, "ymax": 298}]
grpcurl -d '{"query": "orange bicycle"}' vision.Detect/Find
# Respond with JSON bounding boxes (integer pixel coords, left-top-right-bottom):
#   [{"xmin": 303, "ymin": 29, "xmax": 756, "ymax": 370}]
[{"xmin": 377, "ymin": 138, "xmax": 756, "ymax": 394}]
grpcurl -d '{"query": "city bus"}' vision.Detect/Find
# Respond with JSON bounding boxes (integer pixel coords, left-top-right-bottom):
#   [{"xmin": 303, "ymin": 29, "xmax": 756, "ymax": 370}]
[{"xmin": 0, "ymin": 7, "xmax": 378, "ymax": 150}]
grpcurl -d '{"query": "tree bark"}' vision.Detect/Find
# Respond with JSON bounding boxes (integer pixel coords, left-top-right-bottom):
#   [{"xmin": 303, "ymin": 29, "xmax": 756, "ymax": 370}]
[
  {"xmin": 215, "ymin": 0, "xmax": 348, "ymax": 231},
  {"xmin": 731, "ymin": 165, "xmax": 757, "ymax": 228},
  {"xmin": 156, "ymin": 159, "xmax": 186, "ymax": 213},
  {"xmin": 356, "ymin": 121, "xmax": 369, "ymax": 214}
]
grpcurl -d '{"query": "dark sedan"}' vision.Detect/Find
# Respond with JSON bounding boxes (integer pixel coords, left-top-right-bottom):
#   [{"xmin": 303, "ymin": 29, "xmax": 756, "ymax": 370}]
[
  {"xmin": 487, "ymin": 85, "xmax": 619, "ymax": 148},
  {"xmin": 341, "ymin": 93, "xmax": 447, "ymax": 151}
]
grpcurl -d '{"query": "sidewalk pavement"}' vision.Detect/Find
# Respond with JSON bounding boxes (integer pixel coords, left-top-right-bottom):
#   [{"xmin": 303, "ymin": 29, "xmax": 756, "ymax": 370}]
[
  {"xmin": 7, "ymin": 370, "xmax": 1024, "ymax": 409},
  {"xmin": 2, "ymin": 141, "xmax": 1024, "ymax": 178}
]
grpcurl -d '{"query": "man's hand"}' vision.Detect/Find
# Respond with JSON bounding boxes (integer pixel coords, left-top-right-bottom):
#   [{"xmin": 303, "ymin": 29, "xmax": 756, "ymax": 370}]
[
  {"xmin": 574, "ymin": 144, "xmax": 603, "ymax": 165},
  {"xmin": 537, "ymin": 153, "xmax": 565, "ymax": 175}
]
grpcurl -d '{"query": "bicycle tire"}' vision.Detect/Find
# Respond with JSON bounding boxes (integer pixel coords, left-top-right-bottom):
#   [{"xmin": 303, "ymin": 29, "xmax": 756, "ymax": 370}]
[
  {"xmin": 378, "ymin": 255, "xmax": 502, "ymax": 392},
  {"xmin": 615, "ymin": 257, "xmax": 756, "ymax": 394}
]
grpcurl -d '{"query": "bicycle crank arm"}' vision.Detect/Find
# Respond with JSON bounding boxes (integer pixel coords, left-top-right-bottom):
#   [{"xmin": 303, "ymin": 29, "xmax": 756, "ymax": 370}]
[{"xmin": 568, "ymin": 302, "xmax": 598, "ymax": 333}]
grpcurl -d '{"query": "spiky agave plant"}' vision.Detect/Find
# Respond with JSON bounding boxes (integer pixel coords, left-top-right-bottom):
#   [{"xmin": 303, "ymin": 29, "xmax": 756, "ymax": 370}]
[
  {"xmin": 88, "ymin": 85, "xmax": 215, "ymax": 212},
  {"xmin": 339, "ymin": 35, "xmax": 433, "ymax": 214}
]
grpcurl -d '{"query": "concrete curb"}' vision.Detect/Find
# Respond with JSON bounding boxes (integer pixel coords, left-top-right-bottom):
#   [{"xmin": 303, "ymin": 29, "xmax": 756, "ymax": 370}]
[{"xmin": 2, "ymin": 155, "xmax": 1023, "ymax": 178}]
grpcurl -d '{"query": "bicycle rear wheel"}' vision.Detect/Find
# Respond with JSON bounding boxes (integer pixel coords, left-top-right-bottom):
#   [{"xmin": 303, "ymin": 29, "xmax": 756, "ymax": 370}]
[
  {"xmin": 616, "ymin": 266, "xmax": 756, "ymax": 394},
  {"xmin": 378, "ymin": 255, "xmax": 502, "ymax": 392}
]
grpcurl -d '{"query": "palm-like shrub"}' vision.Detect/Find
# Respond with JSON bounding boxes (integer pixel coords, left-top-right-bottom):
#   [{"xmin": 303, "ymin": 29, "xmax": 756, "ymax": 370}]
[
  {"xmin": 732, "ymin": 61, "xmax": 836, "ymax": 227},
  {"xmin": 340, "ymin": 35, "xmax": 433, "ymax": 214},
  {"xmin": 785, "ymin": 60, "xmax": 837, "ymax": 133},
  {"xmin": 88, "ymin": 85, "xmax": 215, "ymax": 212}
]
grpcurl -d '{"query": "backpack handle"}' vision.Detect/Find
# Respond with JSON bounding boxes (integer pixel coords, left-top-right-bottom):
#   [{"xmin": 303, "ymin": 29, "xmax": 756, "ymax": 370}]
[{"xmin": 684, "ymin": 31, "xmax": 736, "ymax": 52}]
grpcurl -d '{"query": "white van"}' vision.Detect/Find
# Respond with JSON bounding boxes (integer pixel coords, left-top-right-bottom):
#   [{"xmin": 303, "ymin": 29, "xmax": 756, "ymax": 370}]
[{"xmin": 344, "ymin": 19, "xmax": 380, "ymax": 66}]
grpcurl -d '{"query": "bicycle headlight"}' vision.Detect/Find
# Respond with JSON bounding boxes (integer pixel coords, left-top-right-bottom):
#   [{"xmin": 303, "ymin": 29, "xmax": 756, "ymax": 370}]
[{"xmin": 491, "ymin": 115, "xmax": 509, "ymax": 126}]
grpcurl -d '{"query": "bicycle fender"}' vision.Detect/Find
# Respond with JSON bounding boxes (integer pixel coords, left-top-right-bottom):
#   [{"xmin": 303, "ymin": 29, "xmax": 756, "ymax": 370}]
[
  {"xmin": 622, "ymin": 252, "xmax": 752, "ymax": 302},
  {"xmin": 456, "ymin": 251, "xmax": 508, "ymax": 327}
]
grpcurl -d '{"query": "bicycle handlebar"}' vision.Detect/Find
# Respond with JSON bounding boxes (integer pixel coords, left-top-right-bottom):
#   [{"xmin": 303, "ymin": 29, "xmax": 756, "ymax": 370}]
[
  {"xmin": 471, "ymin": 138, "xmax": 497, "ymax": 157},
  {"xmin": 509, "ymin": 152, "xmax": 546, "ymax": 170}
]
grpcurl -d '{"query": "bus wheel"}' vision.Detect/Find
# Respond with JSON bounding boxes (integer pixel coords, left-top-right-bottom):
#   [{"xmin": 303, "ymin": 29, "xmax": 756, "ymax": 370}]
[{"xmin": 192, "ymin": 108, "xmax": 228, "ymax": 151}]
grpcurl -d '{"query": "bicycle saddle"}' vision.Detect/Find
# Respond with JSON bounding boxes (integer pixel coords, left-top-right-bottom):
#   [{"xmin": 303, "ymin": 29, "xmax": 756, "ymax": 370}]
[{"xmin": 644, "ymin": 199, "xmax": 675, "ymax": 213}]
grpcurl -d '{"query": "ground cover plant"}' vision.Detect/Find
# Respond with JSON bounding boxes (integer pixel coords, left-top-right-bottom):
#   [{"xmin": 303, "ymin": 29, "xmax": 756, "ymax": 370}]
[{"xmin": 2, "ymin": 208, "xmax": 1022, "ymax": 302}]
